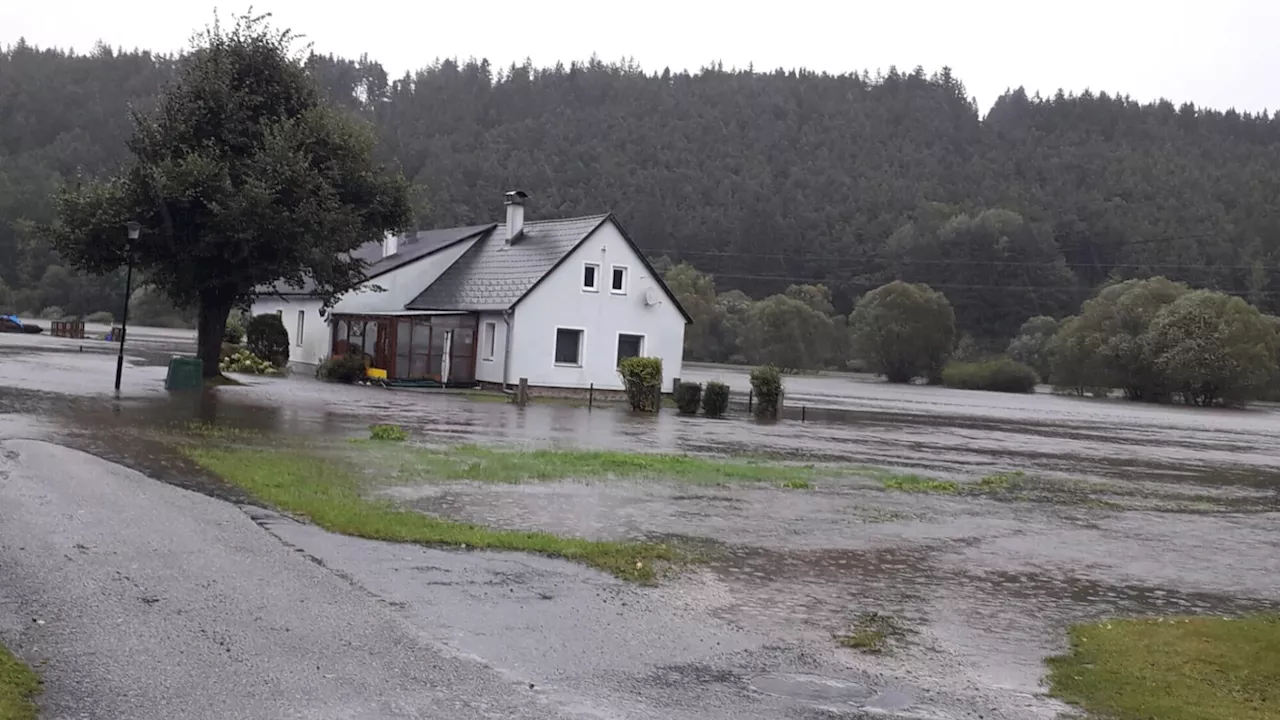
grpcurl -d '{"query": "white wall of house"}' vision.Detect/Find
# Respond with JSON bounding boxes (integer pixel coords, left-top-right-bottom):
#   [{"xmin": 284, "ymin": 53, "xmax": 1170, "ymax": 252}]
[
  {"xmin": 474, "ymin": 311, "xmax": 509, "ymax": 384},
  {"xmin": 330, "ymin": 239, "xmax": 480, "ymax": 315},
  {"xmin": 248, "ymin": 296, "xmax": 329, "ymax": 367},
  {"xmin": 509, "ymin": 220, "xmax": 687, "ymax": 390}
]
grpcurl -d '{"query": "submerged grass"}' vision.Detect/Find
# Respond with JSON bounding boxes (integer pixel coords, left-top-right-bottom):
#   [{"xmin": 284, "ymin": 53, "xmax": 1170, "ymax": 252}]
[
  {"xmin": 881, "ymin": 474, "xmax": 960, "ymax": 494},
  {"xmin": 359, "ymin": 443, "xmax": 819, "ymax": 485},
  {"xmin": 186, "ymin": 446, "xmax": 681, "ymax": 583},
  {"xmin": 779, "ymin": 479, "xmax": 813, "ymax": 490},
  {"xmin": 1046, "ymin": 614, "xmax": 1280, "ymax": 720},
  {"xmin": 0, "ymin": 645, "xmax": 39, "ymax": 720},
  {"xmin": 835, "ymin": 612, "xmax": 906, "ymax": 654}
]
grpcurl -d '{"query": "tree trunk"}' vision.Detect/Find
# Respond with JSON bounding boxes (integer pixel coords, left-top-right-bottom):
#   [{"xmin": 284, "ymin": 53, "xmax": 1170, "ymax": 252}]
[{"xmin": 196, "ymin": 298, "xmax": 233, "ymax": 379}]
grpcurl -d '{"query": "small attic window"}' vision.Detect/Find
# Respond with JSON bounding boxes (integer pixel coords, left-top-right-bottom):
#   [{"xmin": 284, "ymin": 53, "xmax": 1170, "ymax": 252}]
[{"xmin": 582, "ymin": 263, "xmax": 600, "ymax": 292}]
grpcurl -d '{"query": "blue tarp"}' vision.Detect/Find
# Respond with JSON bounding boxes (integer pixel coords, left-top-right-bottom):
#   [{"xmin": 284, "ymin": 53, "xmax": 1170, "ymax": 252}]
[{"xmin": 1, "ymin": 315, "xmax": 23, "ymax": 329}]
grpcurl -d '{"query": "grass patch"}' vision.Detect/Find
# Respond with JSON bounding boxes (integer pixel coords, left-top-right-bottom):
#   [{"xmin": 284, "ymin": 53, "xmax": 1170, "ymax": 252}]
[
  {"xmin": 186, "ymin": 446, "xmax": 681, "ymax": 583},
  {"xmin": 368, "ymin": 424, "xmax": 408, "ymax": 442},
  {"xmin": 975, "ymin": 470, "xmax": 1026, "ymax": 491},
  {"xmin": 361, "ymin": 443, "xmax": 818, "ymax": 485},
  {"xmin": 183, "ymin": 420, "xmax": 252, "ymax": 440},
  {"xmin": 0, "ymin": 645, "xmax": 39, "ymax": 720},
  {"xmin": 779, "ymin": 479, "xmax": 813, "ymax": 490},
  {"xmin": 881, "ymin": 474, "xmax": 959, "ymax": 494},
  {"xmin": 1046, "ymin": 614, "xmax": 1280, "ymax": 720},
  {"xmin": 836, "ymin": 612, "xmax": 906, "ymax": 654}
]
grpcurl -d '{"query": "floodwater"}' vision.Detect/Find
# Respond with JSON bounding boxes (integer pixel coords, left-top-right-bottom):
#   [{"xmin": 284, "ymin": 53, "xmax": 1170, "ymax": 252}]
[{"xmin": 2, "ymin": 330, "xmax": 1279, "ymax": 719}]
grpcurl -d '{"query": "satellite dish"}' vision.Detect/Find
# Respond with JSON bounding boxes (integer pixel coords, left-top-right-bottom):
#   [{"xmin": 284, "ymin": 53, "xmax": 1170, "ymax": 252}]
[{"xmin": 643, "ymin": 288, "xmax": 659, "ymax": 306}]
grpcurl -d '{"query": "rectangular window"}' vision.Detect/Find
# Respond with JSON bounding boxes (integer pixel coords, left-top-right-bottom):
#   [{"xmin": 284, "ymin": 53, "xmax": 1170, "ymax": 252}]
[
  {"xmin": 296, "ymin": 310, "xmax": 304, "ymax": 346},
  {"xmin": 611, "ymin": 265, "xmax": 628, "ymax": 294},
  {"xmin": 582, "ymin": 263, "xmax": 600, "ymax": 292},
  {"xmin": 616, "ymin": 333, "xmax": 644, "ymax": 365},
  {"xmin": 554, "ymin": 328, "xmax": 584, "ymax": 366},
  {"xmin": 482, "ymin": 321, "xmax": 496, "ymax": 361}
]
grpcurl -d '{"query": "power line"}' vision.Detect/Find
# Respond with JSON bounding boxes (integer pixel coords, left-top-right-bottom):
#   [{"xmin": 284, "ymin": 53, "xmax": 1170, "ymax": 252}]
[{"xmin": 692, "ymin": 272, "xmax": 1280, "ymax": 297}]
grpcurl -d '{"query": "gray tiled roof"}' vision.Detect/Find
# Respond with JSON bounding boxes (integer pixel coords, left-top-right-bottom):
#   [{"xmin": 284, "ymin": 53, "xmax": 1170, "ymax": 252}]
[
  {"xmin": 260, "ymin": 225, "xmax": 493, "ymax": 296},
  {"xmin": 406, "ymin": 215, "xmax": 609, "ymax": 312}
]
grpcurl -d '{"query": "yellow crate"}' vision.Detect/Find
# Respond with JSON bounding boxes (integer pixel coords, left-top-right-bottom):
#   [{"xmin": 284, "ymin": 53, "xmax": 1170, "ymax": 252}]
[{"xmin": 366, "ymin": 367, "xmax": 388, "ymax": 380}]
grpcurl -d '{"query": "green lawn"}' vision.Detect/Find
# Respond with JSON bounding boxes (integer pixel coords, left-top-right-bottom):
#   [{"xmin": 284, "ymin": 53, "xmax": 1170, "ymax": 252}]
[
  {"xmin": 0, "ymin": 645, "xmax": 39, "ymax": 720},
  {"xmin": 188, "ymin": 447, "xmax": 681, "ymax": 583},
  {"xmin": 358, "ymin": 442, "xmax": 819, "ymax": 485},
  {"xmin": 1046, "ymin": 614, "xmax": 1280, "ymax": 720}
]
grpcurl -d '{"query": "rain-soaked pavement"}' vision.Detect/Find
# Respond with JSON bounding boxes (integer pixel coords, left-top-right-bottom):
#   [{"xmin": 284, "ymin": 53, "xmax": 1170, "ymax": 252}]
[{"xmin": 1, "ymin": 330, "xmax": 1279, "ymax": 719}]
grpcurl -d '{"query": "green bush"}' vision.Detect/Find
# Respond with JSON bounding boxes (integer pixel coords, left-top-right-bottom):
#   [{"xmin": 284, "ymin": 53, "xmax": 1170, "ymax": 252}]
[
  {"xmin": 618, "ymin": 356, "xmax": 663, "ymax": 412},
  {"xmin": 369, "ymin": 424, "xmax": 408, "ymax": 441},
  {"xmin": 220, "ymin": 347, "xmax": 278, "ymax": 375},
  {"xmin": 318, "ymin": 353, "xmax": 366, "ymax": 383},
  {"xmin": 942, "ymin": 357, "xmax": 1038, "ymax": 393},
  {"xmin": 702, "ymin": 381, "xmax": 730, "ymax": 417},
  {"xmin": 1007, "ymin": 315, "xmax": 1059, "ymax": 381},
  {"xmin": 850, "ymin": 281, "xmax": 957, "ymax": 383},
  {"xmin": 39, "ymin": 305, "xmax": 65, "ymax": 320},
  {"xmin": 224, "ymin": 316, "xmax": 245, "ymax": 344},
  {"xmin": 674, "ymin": 381, "xmax": 702, "ymax": 415},
  {"xmin": 750, "ymin": 365, "xmax": 783, "ymax": 418},
  {"xmin": 246, "ymin": 313, "xmax": 290, "ymax": 367},
  {"xmin": 84, "ymin": 310, "xmax": 115, "ymax": 325}
]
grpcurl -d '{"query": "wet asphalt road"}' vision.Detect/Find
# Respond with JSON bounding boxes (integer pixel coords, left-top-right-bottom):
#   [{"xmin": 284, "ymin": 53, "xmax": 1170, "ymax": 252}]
[
  {"xmin": 3, "ymin": 330, "xmax": 1280, "ymax": 719},
  {"xmin": 0, "ymin": 439, "xmax": 575, "ymax": 720}
]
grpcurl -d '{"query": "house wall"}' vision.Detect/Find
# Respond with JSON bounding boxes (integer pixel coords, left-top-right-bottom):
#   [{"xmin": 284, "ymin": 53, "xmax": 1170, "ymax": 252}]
[
  {"xmin": 474, "ymin": 311, "xmax": 509, "ymax": 384},
  {"xmin": 330, "ymin": 238, "xmax": 480, "ymax": 315},
  {"xmin": 510, "ymin": 220, "xmax": 686, "ymax": 390},
  {"xmin": 248, "ymin": 296, "xmax": 329, "ymax": 368}
]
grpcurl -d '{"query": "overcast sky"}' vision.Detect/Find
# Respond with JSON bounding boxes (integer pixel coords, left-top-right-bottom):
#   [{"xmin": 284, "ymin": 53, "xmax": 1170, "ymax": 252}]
[{"xmin": 4, "ymin": 0, "xmax": 1278, "ymax": 114}]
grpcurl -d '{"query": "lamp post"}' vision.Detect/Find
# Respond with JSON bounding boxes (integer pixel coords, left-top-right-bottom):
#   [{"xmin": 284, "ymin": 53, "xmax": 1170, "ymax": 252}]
[{"xmin": 114, "ymin": 221, "xmax": 141, "ymax": 392}]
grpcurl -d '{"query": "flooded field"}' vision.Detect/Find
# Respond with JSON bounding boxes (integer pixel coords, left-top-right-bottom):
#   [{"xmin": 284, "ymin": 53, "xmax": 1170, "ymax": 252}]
[{"xmin": 2, "ymin": 330, "xmax": 1279, "ymax": 719}]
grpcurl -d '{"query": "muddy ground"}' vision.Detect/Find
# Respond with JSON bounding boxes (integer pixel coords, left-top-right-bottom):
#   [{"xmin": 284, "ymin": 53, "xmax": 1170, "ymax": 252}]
[{"xmin": 1, "ymin": 329, "xmax": 1278, "ymax": 719}]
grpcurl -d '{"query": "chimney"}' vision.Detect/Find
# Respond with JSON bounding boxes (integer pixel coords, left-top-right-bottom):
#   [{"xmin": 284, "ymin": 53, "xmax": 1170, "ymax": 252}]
[
  {"xmin": 382, "ymin": 231, "xmax": 399, "ymax": 258},
  {"xmin": 504, "ymin": 190, "xmax": 528, "ymax": 242}
]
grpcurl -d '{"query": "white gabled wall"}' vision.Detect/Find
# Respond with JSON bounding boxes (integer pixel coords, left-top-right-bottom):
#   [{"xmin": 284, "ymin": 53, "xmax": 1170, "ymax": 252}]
[
  {"xmin": 509, "ymin": 219, "xmax": 686, "ymax": 390},
  {"xmin": 474, "ymin": 311, "xmax": 509, "ymax": 384},
  {"xmin": 330, "ymin": 238, "xmax": 480, "ymax": 315},
  {"xmin": 247, "ymin": 296, "xmax": 329, "ymax": 368}
]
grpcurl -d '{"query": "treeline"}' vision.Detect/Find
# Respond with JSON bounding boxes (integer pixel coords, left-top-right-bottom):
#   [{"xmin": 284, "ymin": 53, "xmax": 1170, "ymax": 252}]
[{"xmin": 3, "ymin": 42, "xmax": 1280, "ymax": 338}]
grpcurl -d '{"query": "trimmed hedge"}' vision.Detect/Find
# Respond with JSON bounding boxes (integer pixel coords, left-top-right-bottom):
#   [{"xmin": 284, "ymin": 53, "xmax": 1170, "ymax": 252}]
[
  {"xmin": 246, "ymin": 313, "xmax": 290, "ymax": 367},
  {"xmin": 702, "ymin": 381, "xmax": 730, "ymax": 417},
  {"xmin": 618, "ymin": 356, "xmax": 663, "ymax": 412},
  {"xmin": 750, "ymin": 365, "xmax": 783, "ymax": 418},
  {"xmin": 942, "ymin": 358, "xmax": 1038, "ymax": 394},
  {"xmin": 674, "ymin": 381, "xmax": 702, "ymax": 415}
]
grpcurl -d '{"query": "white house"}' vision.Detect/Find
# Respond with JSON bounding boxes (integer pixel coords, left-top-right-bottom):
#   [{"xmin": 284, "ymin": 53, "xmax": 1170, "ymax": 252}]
[{"xmin": 251, "ymin": 192, "xmax": 690, "ymax": 392}]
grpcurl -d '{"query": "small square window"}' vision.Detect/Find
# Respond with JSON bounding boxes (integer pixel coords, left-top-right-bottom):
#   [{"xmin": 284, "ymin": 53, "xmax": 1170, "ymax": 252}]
[
  {"xmin": 482, "ymin": 321, "xmax": 496, "ymax": 360},
  {"xmin": 555, "ymin": 328, "xmax": 584, "ymax": 366},
  {"xmin": 611, "ymin": 266, "xmax": 628, "ymax": 294},
  {"xmin": 582, "ymin": 263, "xmax": 599, "ymax": 292},
  {"xmin": 616, "ymin": 334, "xmax": 643, "ymax": 365}
]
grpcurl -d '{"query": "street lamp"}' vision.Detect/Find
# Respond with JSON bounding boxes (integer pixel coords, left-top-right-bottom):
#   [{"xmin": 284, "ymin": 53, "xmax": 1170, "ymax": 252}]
[{"xmin": 114, "ymin": 221, "xmax": 141, "ymax": 392}]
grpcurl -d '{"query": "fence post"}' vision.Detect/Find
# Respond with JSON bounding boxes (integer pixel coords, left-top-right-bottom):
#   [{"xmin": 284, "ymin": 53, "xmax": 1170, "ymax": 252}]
[
  {"xmin": 588, "ymin": 383, "xmax": 594, "ymax": 410},
  {"xmin": 517, "ymin": 378, "xmax": 529, "ymax": 407},
  {"xmin": 801, "ymin": 405, "xmax": 806, "ymax": 422},
  {"xmin": 748, "ymin": 389, "xmax": 754, "ymax": 414}
]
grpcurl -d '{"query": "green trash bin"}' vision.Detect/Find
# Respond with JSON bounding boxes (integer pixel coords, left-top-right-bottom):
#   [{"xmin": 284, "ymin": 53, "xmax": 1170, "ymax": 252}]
[{"xmin": 165, "ymin": 356, "xmax": 205, "ymax": 391}]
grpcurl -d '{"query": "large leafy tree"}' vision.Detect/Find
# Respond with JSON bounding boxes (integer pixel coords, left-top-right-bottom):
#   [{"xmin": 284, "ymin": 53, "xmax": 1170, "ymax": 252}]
[
  {"xmin": 43, "ymin": 15, "xmax": 411, "ymax": 376},
  {"xmin": 850, "ymin": 281, "xmax": 957, "ymax": 383},
  {"xmin": 1142, "ymin": 290, "xmax": 1278, "ymax": 406}
]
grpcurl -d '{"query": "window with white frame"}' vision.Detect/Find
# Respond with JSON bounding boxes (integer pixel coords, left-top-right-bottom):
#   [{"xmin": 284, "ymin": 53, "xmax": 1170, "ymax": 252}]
[
  {"xmin": 611, "ymin": 265, "xmax": 628, "ymax": 294},
  {"xmin": 554, "ymin": 328, "xmax": 584, "ymax": 366},
  {"xmin": 482, "ymin": 321, "xmax": 496, "ymax": 361},
  {"xmin": 616, "ymin": 333, "xmax": 644, "ymax": 365},
  {"xmin": 296, "ymin": 310, "xmax": 305, "ymax": 346},
  {"xmin": 582, "ymin": 263, "xmax": 600, "ymax": 292}
]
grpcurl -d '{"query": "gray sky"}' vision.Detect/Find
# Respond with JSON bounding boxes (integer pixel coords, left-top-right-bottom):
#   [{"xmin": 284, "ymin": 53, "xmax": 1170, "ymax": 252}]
[{"xmin": 4, "ymin": 0, "xmax": 1278, "ymax": 114}]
